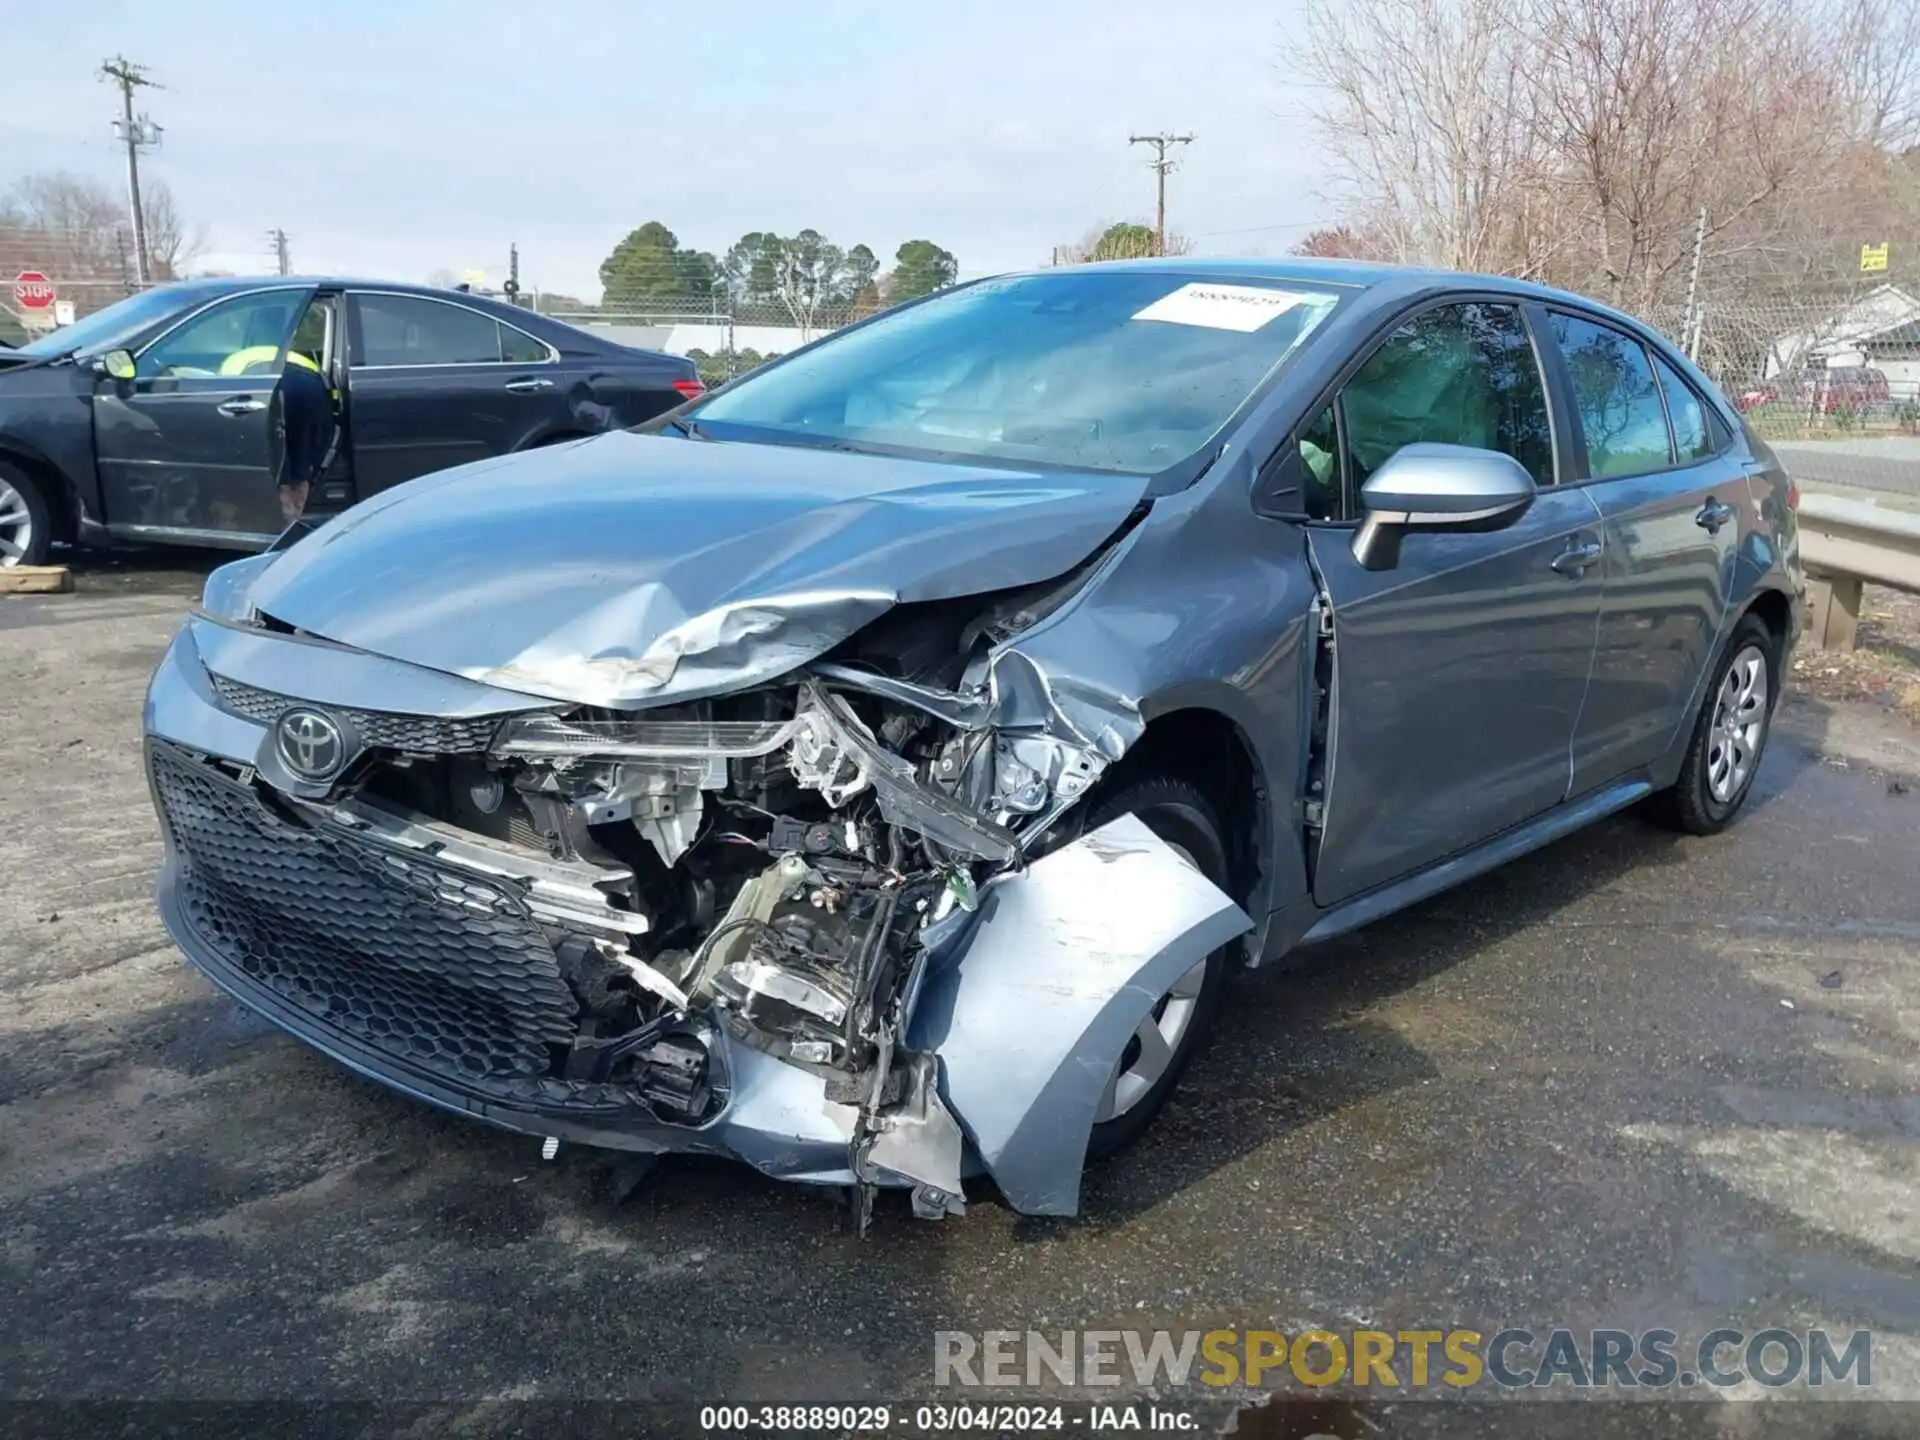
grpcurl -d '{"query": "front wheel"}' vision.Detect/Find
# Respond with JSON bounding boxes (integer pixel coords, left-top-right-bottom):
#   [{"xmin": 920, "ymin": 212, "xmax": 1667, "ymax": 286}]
[
  {"xmin": 0, "ymin": 462, "xmax": 52, "ymax": 568},
  {"xmin": 1651, "ymin": 614, "xmax": 1778, "ymax": 835},
  {"xmin": 1080, "ymin": 776, "xmax": 1234, "ymax": 1161}
]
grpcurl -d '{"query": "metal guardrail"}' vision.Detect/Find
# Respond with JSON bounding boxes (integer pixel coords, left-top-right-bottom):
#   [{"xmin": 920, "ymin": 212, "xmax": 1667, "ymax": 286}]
[{"xmin": 1796, "ymin": 493, "xmax": 1920, "ymax": 650}]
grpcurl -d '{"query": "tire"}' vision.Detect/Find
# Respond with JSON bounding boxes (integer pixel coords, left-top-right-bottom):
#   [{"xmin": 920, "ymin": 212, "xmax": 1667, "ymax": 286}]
[
  {"xmin": 1650, "ymin": 614, "xmax": 1779, "ymax": 835},
  {"xmin": 1081, "ymin": 775, "xmax": 1235, "ymax": 1161},
  {"xmin": 0, "ymin": 461, "xmax": 53, "ymax": 569}
]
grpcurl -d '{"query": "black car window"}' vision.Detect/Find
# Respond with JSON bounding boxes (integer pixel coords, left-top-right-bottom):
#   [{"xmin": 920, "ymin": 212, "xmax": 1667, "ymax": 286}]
[
  {"xmin": 1550, "ymin": 313, "xmax": 1673, "ymax": 478},
  {"xmin": 353, "ymin": 294, "xmax": 503, "ymax": 366},
  {"xmin": 1651, "ymin": 351, "xmax": 1714, "ymax": 463},
  {"xmin": 499, "ymin": 322, "xmax": 551, "ymax": 364},
  {"xmin": 1325, "ymin": 303, "xmax": 1553, "ymax": 509},
  {"xmin": 288, "ymin": 298, "xmax": 330, "ymax": 370},
  {"xmin": 138, "ymin": 291, "xmax": 304, "ymax": 379}
]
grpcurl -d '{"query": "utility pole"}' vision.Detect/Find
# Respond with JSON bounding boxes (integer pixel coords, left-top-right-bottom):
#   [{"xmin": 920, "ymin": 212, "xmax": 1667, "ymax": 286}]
[
  {"xmin": 267, "ymin": 229, "xmax": 291, "ymax": 276},
  {"xmin": 504, "ymin": 242, "xmax": 522, "ymax": 305},
  {"xmin": 1129, "ymin": 132, "xmax": 1195, "ymax": 256},
  {"xmin": 101, "ymin": 57, "xmax": 163, "ymax": 285}
]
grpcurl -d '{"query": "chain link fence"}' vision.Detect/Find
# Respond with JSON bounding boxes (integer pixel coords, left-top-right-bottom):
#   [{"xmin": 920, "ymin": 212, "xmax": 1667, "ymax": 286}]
[
  {"xmin": 1637, "ymin": 281, "xmax": 1920, "ymax": 498},
  {"xmin": 528, "ymin": 293, "xmax": 875, "ymax": 385},
  {"xmin": 0, "ymin": 226, "xmax": 146, "ymax": 346}
]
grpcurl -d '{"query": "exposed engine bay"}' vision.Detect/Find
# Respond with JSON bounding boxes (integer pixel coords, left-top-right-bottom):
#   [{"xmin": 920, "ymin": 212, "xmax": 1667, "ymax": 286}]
[{"xmin": 281, "ymin": 584, "xmax": 1122, "ymax": 1219}]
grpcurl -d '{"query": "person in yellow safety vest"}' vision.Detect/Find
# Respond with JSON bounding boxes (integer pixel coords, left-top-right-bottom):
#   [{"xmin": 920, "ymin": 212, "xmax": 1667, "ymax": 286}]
[{"xmin": 216, "ymin": 345, "xmax": 321, "ymax": 377}]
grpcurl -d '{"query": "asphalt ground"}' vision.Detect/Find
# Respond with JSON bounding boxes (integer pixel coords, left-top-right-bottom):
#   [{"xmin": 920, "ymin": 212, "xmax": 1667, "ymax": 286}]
[{"xmin": 2, "ymin": 548, "xmax": 1918, "ymax": 1437}]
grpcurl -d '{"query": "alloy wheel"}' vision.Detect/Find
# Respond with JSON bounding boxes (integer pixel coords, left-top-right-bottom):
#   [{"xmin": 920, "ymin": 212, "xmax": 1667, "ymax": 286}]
[
  {"xmin": 1706, "ymin": 643, "xmax": 1769, "ymax": 804},
  {"xmin": 0, "ymin": 475, "xmax": 33, "ymax": 568},
  {"xmin": 1093, "ymin": 838, "xmax": 1209, "ymax": 1124}
]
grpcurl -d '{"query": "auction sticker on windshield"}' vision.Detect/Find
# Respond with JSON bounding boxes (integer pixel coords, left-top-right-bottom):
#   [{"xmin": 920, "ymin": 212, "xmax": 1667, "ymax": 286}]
[{"xmin": 1132, "ymin": 283, "xmax": 1315, "ymax": 331}]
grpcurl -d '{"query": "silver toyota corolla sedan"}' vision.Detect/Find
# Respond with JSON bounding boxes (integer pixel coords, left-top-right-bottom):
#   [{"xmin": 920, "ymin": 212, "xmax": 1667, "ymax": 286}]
[{"xmin": 143, "ymin": 260, "xmax": 1805, "ymax": 1225}]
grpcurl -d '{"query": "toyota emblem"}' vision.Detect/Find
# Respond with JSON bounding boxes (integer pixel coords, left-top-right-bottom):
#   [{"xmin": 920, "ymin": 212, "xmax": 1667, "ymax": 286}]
[{"xmin": 275, "ymin": 707, "xmax": 348, "ymax": 782}]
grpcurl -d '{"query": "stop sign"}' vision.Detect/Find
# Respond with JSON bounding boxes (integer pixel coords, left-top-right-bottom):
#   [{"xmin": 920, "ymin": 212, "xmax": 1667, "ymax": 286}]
[{"xmin": 13, "ymin": 271, "xmax": 55, "ymax": 309}]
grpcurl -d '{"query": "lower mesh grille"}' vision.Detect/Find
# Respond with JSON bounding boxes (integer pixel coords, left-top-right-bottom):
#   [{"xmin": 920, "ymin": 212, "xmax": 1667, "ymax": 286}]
[{"xmin": 150, "ymin": 739, "xmax": 578, "ymax": 1082}]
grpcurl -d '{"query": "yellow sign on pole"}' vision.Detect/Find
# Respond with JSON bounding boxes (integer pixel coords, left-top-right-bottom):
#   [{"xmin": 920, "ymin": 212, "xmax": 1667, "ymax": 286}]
[{"xmin": 1860, "ymin": 242, "xmax": 1890, "ymax": 273}]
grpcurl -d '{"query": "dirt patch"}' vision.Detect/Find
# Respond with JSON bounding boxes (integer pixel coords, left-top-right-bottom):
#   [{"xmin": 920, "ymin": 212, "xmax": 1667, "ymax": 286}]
[{"xmin": 1791, "ymin": 583, "xmax": 1920, "ymax": 722}]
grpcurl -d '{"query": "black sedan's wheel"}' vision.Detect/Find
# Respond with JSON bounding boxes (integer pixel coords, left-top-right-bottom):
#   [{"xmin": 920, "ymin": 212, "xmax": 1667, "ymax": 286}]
[
  {"xmin": 1652, "ymin": 614, "xmax": 1779, "ymax": 835},
  {"xmin": 1081, "ymin": 776, "xmax": 1234, "ymax": 1161},
  {"xmin": 0, "ymin": 462, "xmax": 52, "ymax": 568}
]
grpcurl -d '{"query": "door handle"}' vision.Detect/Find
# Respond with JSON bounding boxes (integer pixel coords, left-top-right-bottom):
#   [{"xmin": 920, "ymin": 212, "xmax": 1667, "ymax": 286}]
[
  {"xmin": 1696, "ymin": 498, "xmax": 1735, "ymax": 533},
  {"xmin": 503, "ymin": 378, "xmax": 554, "ymax": 393},
  {"xmin": 217, "ymin": 397, "xmax": 266, "ymax": 416},
  {"xmin": 1550, "ymin": 539, "xmax": 1603, "ymax": 577}
]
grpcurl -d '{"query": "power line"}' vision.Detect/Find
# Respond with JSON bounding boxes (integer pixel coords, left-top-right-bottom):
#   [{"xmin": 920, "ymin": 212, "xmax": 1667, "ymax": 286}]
[
  {"xmin": 100, "ymin": 56, "xmax": 162, "ymax": 285},
  {"xmin": 1128, "ymin": 132, "xmax": 1195, "ymax": 255}
]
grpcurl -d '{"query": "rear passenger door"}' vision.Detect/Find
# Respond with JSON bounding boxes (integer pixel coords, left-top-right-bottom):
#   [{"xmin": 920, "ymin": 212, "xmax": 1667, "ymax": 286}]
[
  {"xmin": 1547, "ymin": 312, "xmax": 1745, "ymax": 794},
  {"xmin": 343, "ymin": 291, "xmax": 570, "ymax": 495}
]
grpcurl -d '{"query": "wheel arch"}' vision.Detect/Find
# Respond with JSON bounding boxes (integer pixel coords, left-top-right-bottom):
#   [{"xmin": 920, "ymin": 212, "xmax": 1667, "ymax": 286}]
[
  {"xmin": 1096, "ymin": 694, "xmax": 1280, "ymax": 944},
  {"xmin": 0, "ymin": 438, "xmax": 82, "ymax": 546},
  {"xmin": 1740, "ymin": 584, "xmax": 1794, "ymax": 657}
]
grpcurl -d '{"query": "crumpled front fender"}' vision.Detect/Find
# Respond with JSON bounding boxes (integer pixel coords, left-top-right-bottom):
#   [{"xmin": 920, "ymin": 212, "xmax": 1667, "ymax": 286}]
[{"xmin": 910, "ymin": 814, "xmax": 1252, "ymax": 1216}]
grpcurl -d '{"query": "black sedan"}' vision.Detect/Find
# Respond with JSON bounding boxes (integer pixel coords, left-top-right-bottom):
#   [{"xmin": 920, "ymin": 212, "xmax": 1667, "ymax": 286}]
[{"xmin": 0, "ymin": 277, "xmax": 700, "ymax": 567}]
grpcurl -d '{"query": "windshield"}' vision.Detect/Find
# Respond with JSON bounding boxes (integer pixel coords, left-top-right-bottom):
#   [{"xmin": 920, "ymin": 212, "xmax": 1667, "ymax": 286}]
[
  {"xmin": 691, "ymin": 271, "xmax": 1344, "ymax": 474},
  {"xmin": 10, "ymin": 287, "xmax": 198, "ymax": 359}
]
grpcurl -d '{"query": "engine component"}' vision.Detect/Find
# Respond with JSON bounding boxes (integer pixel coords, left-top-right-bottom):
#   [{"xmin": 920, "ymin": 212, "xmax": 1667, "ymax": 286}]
[
  {"xmin": 633, "ymin": 1033, "xmax": 711, "ymax": 1119},
  {"xmin": 786, "ymin": 682, "xmax": 1020, "ymax": 863}
]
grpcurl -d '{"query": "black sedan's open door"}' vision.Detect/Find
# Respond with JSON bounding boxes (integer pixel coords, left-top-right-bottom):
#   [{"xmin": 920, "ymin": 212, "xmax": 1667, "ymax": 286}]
[{"xmin": 92, "ymin": 286, "xmax": 315, "ymax": 546}]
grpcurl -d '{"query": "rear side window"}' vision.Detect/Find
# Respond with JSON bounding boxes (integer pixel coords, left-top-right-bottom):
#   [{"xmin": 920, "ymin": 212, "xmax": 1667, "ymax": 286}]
[
  {"xmin": 499, "ymin": 323, "xmax": 551, "ymax": 364},
  {"xmin": 353, "ymin": 294, "xmax": 504, "ymax": 366},
  {"xmin": 1651, "ymin": 352, "xmax": 1714, "ymax": 463},
  {"xmin": 1550, "ymin": 313, "xmax": 1672, "ymax": 478}
]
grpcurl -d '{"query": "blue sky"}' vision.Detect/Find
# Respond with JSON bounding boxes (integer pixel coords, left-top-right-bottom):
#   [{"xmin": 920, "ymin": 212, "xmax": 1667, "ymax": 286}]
[{"xmin": 5, "ymin": 0, "xmax": 1329, "ymax": 297}]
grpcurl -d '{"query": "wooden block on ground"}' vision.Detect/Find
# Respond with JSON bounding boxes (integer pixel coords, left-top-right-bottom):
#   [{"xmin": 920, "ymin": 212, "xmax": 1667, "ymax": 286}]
[{"xmin": 0, "ymin": 565, "xmax": 73, "ymax": 595}]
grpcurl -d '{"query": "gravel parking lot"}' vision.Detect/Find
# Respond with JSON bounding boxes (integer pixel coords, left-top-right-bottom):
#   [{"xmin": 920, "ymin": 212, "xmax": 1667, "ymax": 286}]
[{"xmin": 4, "ymin": 556, "xmax": 1919, "ymax": 1427}]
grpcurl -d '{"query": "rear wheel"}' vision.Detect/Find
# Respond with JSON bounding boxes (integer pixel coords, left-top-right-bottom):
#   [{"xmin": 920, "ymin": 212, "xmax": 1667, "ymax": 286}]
[
  {"xmin": 0, "ymin": 462, "xmax": 52, "ymax": 568},
  {"xmin": 1651, "ymin": 614, "xmax": 1778, "ymax": 835},
  {"xmin": 1081, "ymin": 776, "xmax": 1234, "ymax": 1161}
]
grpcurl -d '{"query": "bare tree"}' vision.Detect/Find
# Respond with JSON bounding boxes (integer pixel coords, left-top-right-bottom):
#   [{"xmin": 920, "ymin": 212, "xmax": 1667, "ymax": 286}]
[
  {"xmin": 1289, "ymin": 224, "xmax": 1392, "ymax": 260},
  {"xmin": 1294, "ymin": 0, "xmax": 1920, "ymax": 308},
  {"xmin": 140, "ymin": 180, "xmax": 205, "ymax": 280},
  {"xmin": 0, "ymin": 171, "xmax": 130, "ymax": 280},
  {"xmin": 1825, "ymin": 0, "xmax": 1920, "ymax": 147},
  {"xmin": 1297, "ymin": 0, "xmax": 1550, "ymax": 273}
]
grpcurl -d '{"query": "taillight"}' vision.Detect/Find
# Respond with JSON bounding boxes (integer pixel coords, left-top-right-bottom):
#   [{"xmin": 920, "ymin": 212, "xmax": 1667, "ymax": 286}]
[
  {"xmin": 672, "ymin": 378, "xmax": 705, "ymax": 401},
  {"xmin": 1785, "ymin": 478, "xmax": 1800, "ymax": 510}
]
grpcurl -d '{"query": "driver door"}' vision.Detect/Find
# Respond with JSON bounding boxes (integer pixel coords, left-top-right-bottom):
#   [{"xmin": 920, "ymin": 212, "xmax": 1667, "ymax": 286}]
[
  {"xmin": 1301, "ymin": 299, "xmax": 1605, "ymax": 905},
  {"xmin": 93, "ymin": 286, "xmax": 315, "ymax": 543}
]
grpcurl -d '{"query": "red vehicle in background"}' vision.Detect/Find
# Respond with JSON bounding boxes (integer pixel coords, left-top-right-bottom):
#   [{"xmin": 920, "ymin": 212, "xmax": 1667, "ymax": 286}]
[{"xmin": 1735, "ymin": 365, "xmax": 1893, "ymax": 414}]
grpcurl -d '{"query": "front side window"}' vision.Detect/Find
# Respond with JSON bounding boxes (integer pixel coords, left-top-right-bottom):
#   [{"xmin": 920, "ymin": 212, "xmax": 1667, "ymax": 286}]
[
  {"xmin": 690, "ymin": 271, "xmax": 1344, "ymax": 475},
  {"xmin": 1551, "ymin": 313, "xmax": 1673, "ymax": 478},
  {"xmin": 138, "ymin": 291, "xmax": 307, "ymax": 379},
  {"xmin": 1303, "ymin": 302, "xmax": 1553, "ymax": 519},
  {"xmin": 352, "ymin": 294, "xmax": 505, "ymax": 366}
]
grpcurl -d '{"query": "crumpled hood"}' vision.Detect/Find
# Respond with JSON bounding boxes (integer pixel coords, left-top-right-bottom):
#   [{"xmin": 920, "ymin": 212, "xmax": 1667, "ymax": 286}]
[{"xmin": 245, "ymin": 431, "xmax": 1147, "ymax": 709}]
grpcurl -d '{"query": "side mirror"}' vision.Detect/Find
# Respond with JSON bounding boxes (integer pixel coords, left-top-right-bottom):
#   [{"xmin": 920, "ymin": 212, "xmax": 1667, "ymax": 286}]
[
  {"xmin": 95, "ymin": 348, "xmax": 136, "ymax": 381},
  {"xmin": 1351, "ymin": 443, "xmax": 1537, "ymax": 571}
]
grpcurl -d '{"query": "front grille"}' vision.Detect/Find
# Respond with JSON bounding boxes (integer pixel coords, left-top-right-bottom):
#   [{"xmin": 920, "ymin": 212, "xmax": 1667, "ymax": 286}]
[
  {"xmin": 208, "ymin": 674, "xmax": 507, "ymax": 754},
  {"xmin": 151, "ymin": 739, "xmax": 578, "ymax": 1082}
]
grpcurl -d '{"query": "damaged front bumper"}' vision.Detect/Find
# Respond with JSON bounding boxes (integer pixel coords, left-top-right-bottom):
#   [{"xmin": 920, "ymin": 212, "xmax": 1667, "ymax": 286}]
[{"xmin": 144, "ymin": 613, "xmax": 1249, "ymax": 1220}]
